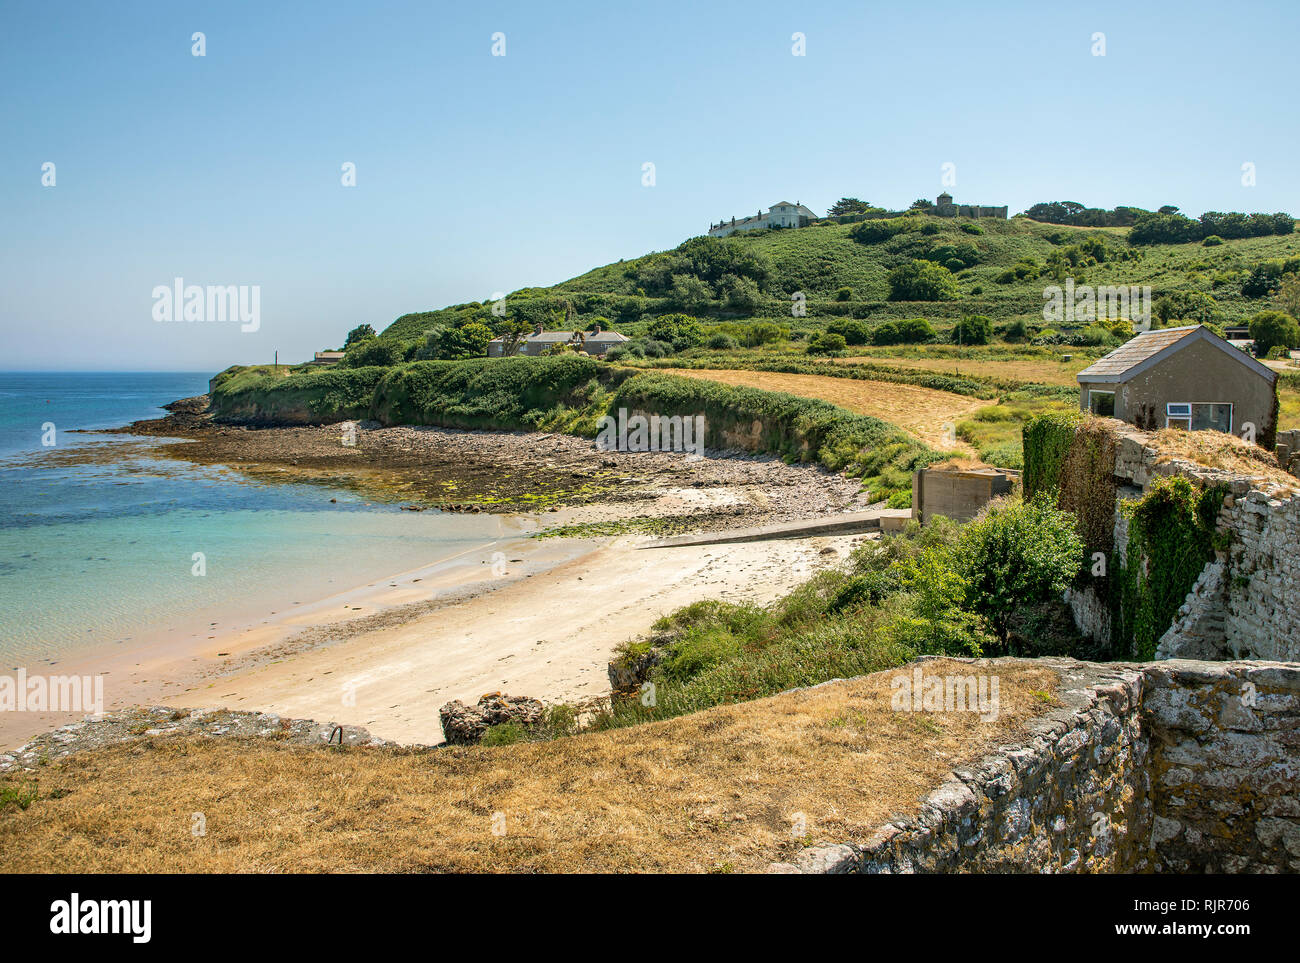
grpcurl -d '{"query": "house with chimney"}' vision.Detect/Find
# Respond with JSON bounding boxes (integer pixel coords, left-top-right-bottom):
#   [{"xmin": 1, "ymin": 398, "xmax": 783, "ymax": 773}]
[{"xmin": 708, "ymin": 201, "xmax": 818, "ymax": 238}]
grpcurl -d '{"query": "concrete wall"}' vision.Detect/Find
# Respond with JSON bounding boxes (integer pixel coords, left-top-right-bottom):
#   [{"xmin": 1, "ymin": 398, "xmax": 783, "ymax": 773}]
[
  {"xmin": 772, "ymin": 657, "xmax": 1300, "ymax": 874},
  {"xmin": 912, "ymin": 468, "xmax": 1016, "ymax": 524}
]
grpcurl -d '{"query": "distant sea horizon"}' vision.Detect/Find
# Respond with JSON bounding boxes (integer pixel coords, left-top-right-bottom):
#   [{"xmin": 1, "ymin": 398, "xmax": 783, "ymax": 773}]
[{"xmin": 0, "ymin": 371, "xmax": 512, "ymax": 665}]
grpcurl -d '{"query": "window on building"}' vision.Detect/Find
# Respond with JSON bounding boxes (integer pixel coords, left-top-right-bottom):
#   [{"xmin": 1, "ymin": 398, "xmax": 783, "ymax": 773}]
[
  {"xmin": 1166, "ymin": 402, "xmax": 1232, "ymax": 433},
  {"xmin": 1089, "ymin": 391, "xmax": 1115, "ymax": 416},
  {"xmin": 1191, "ymin": 403, "xmax": 1233, "ymax": 433}
]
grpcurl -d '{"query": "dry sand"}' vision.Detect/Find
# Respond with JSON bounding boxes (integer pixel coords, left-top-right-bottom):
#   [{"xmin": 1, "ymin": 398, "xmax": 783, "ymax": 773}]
[{"xmin": 159, "ymin": 529, "xmax": 866, "ymax": 745}]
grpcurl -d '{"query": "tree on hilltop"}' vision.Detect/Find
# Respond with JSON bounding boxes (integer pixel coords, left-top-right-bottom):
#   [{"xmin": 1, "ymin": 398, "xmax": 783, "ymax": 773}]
[{"xmin": 827, "ymin": 197, "xmax": 872, "ymax": 217}]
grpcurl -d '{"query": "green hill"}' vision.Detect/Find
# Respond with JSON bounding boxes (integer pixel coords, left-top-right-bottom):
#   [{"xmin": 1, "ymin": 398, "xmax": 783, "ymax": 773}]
[{"xmin": 378, "ymin": 213, "xmax": 1300, "ymax": 346}]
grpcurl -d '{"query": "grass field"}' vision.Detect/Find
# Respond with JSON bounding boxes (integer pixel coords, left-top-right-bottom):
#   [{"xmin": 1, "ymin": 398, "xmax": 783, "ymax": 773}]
[
  {"xmin": 833, "ymin": 353, "xmax": 1087, "ymax": 387},
  {"xmin": 0, "ymin": 660, "xmax": 1058, "ymax": 873},
  {"xmin": 666, "ymin": 368, "xmax": 986, "ymax": 453}
]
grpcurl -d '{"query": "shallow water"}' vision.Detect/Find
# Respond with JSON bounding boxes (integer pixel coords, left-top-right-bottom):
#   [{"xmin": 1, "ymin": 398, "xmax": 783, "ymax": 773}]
[{"xmin": 0, "ymin": 372, "xmax": 514, "ymax": 664}]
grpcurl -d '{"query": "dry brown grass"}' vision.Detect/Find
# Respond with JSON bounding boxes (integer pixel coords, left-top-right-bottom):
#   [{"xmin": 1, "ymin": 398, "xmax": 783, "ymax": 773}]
[
  {"xmin": 833, "ymin": 355, "xmax": 1087, "ymax": 387},
  {"xmin": 668, "ymin": 369, "xmax": 986, "ymax": 452},
  {"xmin": 0, "ymin": 660, "xmax": 1059, "ymax": 873},
  {"xmin": 1148, "ymin": 428, "xmax": 1298, "ymax": 490}
]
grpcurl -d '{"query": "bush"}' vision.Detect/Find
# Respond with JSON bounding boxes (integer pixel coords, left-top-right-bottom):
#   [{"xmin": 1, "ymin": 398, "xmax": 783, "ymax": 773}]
[
  {"xmin": 835, "ymin": 287, "xmax": 853, "ymax": 301},
  {"xmin": 850, "ymin": 216, "xmax": 917, "ymax": 245},
  {"xmin": 371, "ymin": 356, "xmax": 616, "ymax": 430},
  {"xmin": 806, "ymin": 332, "xmax": 847, "ymax": 355},
  {"xmin": 607, "ymin": 342, "xmax": 645, "ymax": 361},
  {"xmin": 887, "ymin": 260, "xmax": 960, "ymax": 301},
  {"xmin": 344, "ymin": 323, "xmax": 376, "ymax": 347},
  {"xmin": 827, "ymin": 318, "xmax": 870, "ymax": 345},
  {"xmin": 1078, "ymin": 325, "xmax": 1122, "ymax": 347},
  {"xmin": 706, "ymin": 333, "xmax": 738, "ymax": 350},
  {"xmin": 1001, "ymin": 319, "xmax": 1028, "ymax": 342},
  {"xmin": 951, "ymin": 315, "xmax": 993, "ymax": 345},
  {"xmin": 640, "ymin": 339, "xmax": 673, "ymax": 358},
  {"xmin": 958, "ymin": 495, "xmax": 1084, "ymax": 649},
  {"xmin": 1202, "ymin": 234, "xmax": 1224, "ymax": 246},
  {"xmin": 646, "ymin": 314, "xmax": 704, "ymax": 351},
  {"xmin": 342, "ymin": 339, "xmax": 404, "ymax": 368},
  {"xmin": 1249, "ymin": 310, "xmax": 1300, "ymax": 356},
  {"xmin": 871, "ymin": 318, "xmax": 937, "ymax": 345}
]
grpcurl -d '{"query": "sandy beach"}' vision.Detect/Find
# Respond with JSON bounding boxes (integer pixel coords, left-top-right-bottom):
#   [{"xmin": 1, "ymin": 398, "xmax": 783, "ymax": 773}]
[{"xmin": 2, "ymin": 402, "xmax": 878, "ymax": 749}]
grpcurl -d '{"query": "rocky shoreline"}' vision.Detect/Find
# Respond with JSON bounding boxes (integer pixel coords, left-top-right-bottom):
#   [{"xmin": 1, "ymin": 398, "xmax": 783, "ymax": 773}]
[
  {"xmin": 0, "ymin": 706, "xmax": 393, "ymax": 775},
  {"xmin": 104, "ymin": 395, "xmax": 877, "ymax": 532}
]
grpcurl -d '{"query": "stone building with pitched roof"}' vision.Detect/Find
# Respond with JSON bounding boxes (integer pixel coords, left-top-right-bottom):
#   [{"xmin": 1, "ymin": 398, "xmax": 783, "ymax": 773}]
[
  {"xmin": 1075, "ymin": 325, "xmax": 1278, "ymax": 448},
  {"xmin": 486, "ymin": 324, "xmax": 630, "ymax": 358}
]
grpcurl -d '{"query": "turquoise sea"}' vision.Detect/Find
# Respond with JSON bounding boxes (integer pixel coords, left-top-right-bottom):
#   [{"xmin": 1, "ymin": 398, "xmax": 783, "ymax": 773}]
[{"xmin": 0, "ymin": 372, "xmax": 513, "ymax": 664}]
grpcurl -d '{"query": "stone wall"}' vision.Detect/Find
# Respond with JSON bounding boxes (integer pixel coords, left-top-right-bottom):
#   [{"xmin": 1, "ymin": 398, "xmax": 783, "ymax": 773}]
[
  {"xmin": 772, "ymin": 657, "xmax": 1300, "ymax": 874},
  {"xmin": 1068, "ymin": 424, "xmax": 1299, "ymax": 662},
  {"xmin": 1143, "ymin": 660, "xmax": 1300, "ymax": 872}
]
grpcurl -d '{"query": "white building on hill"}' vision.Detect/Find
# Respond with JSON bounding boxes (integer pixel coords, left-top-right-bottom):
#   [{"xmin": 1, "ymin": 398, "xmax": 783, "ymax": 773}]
[{"xmin": 708, "ymin": 201, "xmax": 818, "ymax": 238}]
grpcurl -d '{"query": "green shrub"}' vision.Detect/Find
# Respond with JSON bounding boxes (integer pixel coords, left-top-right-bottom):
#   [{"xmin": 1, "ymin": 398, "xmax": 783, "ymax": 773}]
[
  {"xmin": 481, "ymin": 722, "xmax": 530, "ymax": 746},
  {"xmin": 706, "ymin": 333, "xmax": 739, "ymax": 350},
  {"xmin": 887, "ymin": 260, "xmax": 960, "ymax": 301},
  {"xmin": 850, "ymin": 216, "xmax": 917, "ymax": 245},
  {"xmin": 646, "ymin": 314, "xmax": 704, "ymax": 351},
  {"xmin": 871, "ymin": 318, "xmax": 937, "ymax": 345},
  {"xmin": 958, "ymin": 495, "xmax": 1085, "ymax": 649},
  {"xmin": 342, "ymin": 339, "xmax": 404, "ymax": 368},
  {"xmin": 826, "ymin": 318, "xmax": 870, "ymax": 345},
  {"xmin": 806, "ymin": 332, "xmax": 847, "ymax": 355},
  {"xmin": 1249, "ymin": 310, "xmax": 1300, "ymax": 356},
  {"xmin": 1022, "ymin": 410, "xmax": 1087, "ymax": 498},
  {"xmin": 371, "ymin": 356, "xmax": 617, "ymax": 430},
  {"xmin": 835, "ymin": 287, "xmax": 853, "ymax": 301},
  {"xmin": 210, "ymin": 365, "xmax": 389, "ymax": 423},
  {"xmin": 951, "ymin": 315, "xmax": 993, "ymax": 345}
]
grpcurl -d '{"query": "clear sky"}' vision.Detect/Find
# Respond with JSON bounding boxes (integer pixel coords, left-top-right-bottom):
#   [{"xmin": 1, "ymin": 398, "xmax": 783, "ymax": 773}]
[{"xmin": 2, "ymin": 0, "xmax": 1296, "ymax": 371}]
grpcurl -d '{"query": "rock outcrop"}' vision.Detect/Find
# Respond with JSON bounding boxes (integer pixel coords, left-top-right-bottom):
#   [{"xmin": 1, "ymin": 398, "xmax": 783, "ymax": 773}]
[
  {"xmin": 0, "ymin": 705, "xmax": 390, "ymax": 773},
  {"xmin": 438, "ymin": 693, "xmax": 545, "ymax": 745}
]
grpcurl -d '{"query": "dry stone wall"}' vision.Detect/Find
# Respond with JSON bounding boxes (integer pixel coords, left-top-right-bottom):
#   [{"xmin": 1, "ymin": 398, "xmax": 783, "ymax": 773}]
[{"xmin": 772, "ymin": 656, "xmax": 1300, "ymax": 874}]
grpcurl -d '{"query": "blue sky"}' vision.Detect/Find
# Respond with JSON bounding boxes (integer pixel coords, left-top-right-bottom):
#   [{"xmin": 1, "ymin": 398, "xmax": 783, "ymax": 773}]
[{"xmin": 2, "ymin": 0, "xmax": 1296, "ymax": 371}]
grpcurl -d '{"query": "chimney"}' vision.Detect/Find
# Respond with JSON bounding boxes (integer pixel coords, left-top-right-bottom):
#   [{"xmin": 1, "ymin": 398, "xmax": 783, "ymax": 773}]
[
  {"xmin": 533, "ymin": 322, "xmax": 543, "ymax": 336},
  {"xmin": 592, "ymin": 321, "xmax": 602, "ymax": 333}
]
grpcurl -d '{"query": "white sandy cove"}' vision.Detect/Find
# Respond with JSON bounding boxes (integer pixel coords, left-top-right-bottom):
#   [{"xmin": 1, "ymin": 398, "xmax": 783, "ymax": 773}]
[{"xmin": 161, "ymin": 530, "xmax": 863, "ymax": 745}]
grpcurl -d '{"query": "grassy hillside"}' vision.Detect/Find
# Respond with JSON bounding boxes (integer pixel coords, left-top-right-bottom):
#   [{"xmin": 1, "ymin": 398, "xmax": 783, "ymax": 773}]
[{"xmin": 378, "ymin": 213, "xmax": 1300, "ymax": 344}]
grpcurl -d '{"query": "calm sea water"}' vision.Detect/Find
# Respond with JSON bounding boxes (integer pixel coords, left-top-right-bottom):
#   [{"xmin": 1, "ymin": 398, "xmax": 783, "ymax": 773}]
[{"xmin": 0, "ymin": 372, "xmax": 513, "ymax": 663}]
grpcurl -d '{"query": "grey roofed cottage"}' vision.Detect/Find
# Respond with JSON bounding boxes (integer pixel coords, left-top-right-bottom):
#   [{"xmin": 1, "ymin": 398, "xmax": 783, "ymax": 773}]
[
  {"xmin": 1075, "ymin": 324, "xmax": 1278, "ymax": 448},
  {"xmin": 486, "ymin": 326, "xmax": 630, "ymax": 358},
  {"xmin": 307, "ymin": 350, "xmax": 346, "ymax": 366}
]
